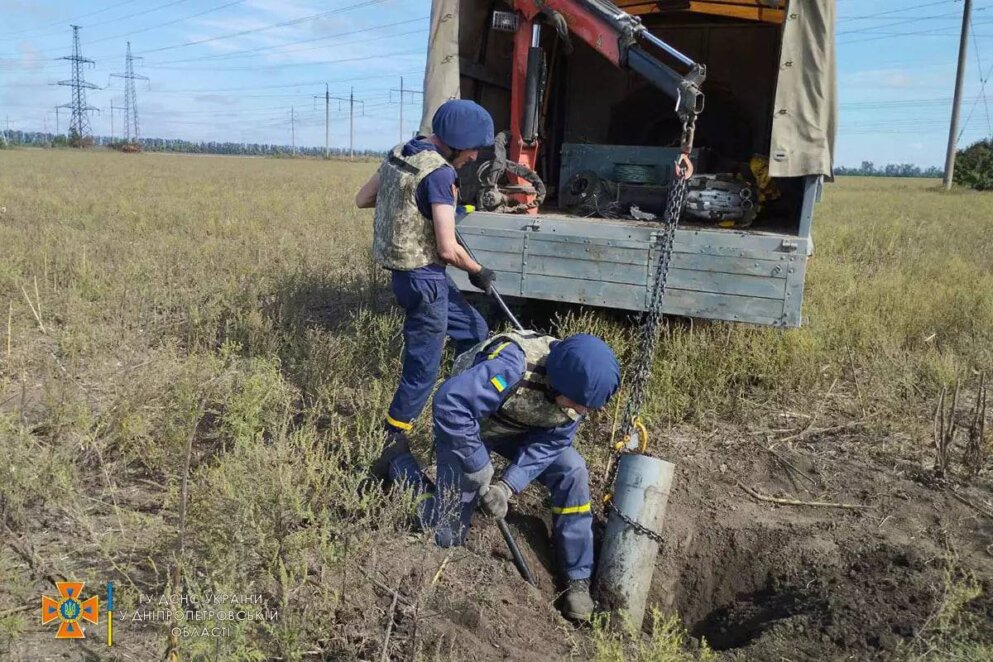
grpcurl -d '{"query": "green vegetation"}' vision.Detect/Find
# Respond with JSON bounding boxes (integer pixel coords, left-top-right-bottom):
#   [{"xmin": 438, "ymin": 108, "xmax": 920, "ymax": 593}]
[
  {"xmin": 835, "ymin": 161, "xmax": 943, "ymax": 178},
  {"xmin": 0, "ymin": 130, "xmax": 382, "ymax": 157},
  {"xmin": 0, "ymin": 152, "xmax": 989, "ymax": 659},
  {"xmin": 585, "ymin": 610, "xmax": 715, "ymax": 662},
  {"xmin": 954, "ymin": 139, "xmax": 993, "ymax": 191}
]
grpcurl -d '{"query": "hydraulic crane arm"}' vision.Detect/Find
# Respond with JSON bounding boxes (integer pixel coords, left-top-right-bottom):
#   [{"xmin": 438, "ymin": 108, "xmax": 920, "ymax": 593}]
[
  {"xmin": 501, "ymin": 0, "xmax": 707, "ymax": 213},
  {"xmin": 518, "ymin": 0, "xmax": 705, "ymax": 124}
]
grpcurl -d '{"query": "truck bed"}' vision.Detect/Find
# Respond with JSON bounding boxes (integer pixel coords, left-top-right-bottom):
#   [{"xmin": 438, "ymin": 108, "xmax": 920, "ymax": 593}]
[{"xmin": 453, "ymin": 206, "xmax": 813, "ymax": 327}]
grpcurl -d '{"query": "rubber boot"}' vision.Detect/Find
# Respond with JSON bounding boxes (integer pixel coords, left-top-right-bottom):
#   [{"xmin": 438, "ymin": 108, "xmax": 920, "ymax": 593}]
[
  {"xmin": 369, "ymin": 425, "xmax": 411, "ymax": 482},
  {"xmin": 561, "ymin": 579, "xmax": 594, "ymax": 622}
]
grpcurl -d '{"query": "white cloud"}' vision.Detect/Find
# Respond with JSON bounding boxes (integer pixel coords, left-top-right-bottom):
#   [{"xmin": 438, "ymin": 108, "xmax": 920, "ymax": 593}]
[{"xmin": 847, "ymin": 68, "xmax": 919, "ymax": 89}]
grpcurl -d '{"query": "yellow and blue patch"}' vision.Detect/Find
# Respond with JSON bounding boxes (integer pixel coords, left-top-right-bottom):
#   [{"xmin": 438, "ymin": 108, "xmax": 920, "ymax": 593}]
[{"xmin": 490, "ymin": 375, "xmax": 508, "ymax": 393}]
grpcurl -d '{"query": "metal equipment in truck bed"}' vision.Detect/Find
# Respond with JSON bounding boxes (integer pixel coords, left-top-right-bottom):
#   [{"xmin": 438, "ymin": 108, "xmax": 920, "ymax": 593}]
[{"xmin": 421, "ymin": 0, "xmax": 836, "ymax": 327}]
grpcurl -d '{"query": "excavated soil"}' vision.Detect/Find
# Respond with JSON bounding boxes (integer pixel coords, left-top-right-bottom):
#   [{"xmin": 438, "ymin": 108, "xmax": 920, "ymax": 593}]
[
  {"xmin": 651, "ymin": 429, "xmax": 993, "ymax": 659},
  {"xmin": 380, "ymin": 425, "xmax": 993, "ymax": 661}
]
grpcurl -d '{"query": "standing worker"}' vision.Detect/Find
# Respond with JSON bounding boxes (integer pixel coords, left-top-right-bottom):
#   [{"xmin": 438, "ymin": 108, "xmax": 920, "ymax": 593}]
[
  {"xmin": 377, "ymin": 329, "xmax": 621, "ymax": 622},
  {"xmin": 355, "ymin": 100, "xmax": 498, "ymax": 460}
]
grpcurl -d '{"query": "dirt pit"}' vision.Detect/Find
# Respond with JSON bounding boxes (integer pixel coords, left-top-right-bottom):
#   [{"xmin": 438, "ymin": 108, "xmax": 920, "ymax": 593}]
[
  {"xmin": 406, "ymin": 425, "xmax": 993, "ymax": 660},
  {"xmin": 645, "ymin": 429, "xmax": 993, "ymax": 659}
]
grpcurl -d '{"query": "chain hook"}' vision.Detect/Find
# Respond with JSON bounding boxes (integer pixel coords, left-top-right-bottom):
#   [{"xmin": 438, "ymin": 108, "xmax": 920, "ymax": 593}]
[
  {"xmin": 675, "ymin": 152, "xmax": 694, "ymax": 180},
  {"xmin": 676, "ymin": 117, "xmax": 697, "ymax": 180}
]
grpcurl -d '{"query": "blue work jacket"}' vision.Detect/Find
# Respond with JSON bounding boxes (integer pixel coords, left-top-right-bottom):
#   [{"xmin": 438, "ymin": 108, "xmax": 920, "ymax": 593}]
[{"xmin": 432, "ymin": 341, "xmax": 582, "ymax": 494}]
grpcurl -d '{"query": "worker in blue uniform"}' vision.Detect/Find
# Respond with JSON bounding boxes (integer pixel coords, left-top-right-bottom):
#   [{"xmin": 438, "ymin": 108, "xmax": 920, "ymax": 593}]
[
  {"xmin": 376, "ymin": 330, "xmax": 621, "ymax": 621},
  {"xmin": 356, "ymin": 100, "xmax": 497, "ymax": 460}
]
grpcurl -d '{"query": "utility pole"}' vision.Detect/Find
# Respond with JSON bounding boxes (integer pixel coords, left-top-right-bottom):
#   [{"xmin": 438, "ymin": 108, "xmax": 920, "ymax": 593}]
[
  {"xmin": 315, "ymin": 85, "xmax": 349, "ymax": 159},
  {"xmin": 347, "ymin": 87, "xmax": 365, "ymax": 159},
  {"xmin": 391, "ymin": 76, "xmax": 424, "ymax": 143},
  {"xmin": 54, "ymin": 107, "xmax": 61, "ymax": 135},
  {"xmin": 315, "ymin": 84, "xmax": 330, "ymax": 158},
  {"xmin": 110, "ymin": 99, "xmax": 123, "ymax": 142},
  {"xmin": 58, "ymin": 25, "xmax": 99, "ymax": 145},
  {"xmin": 290, "ymin": 105, "xmax": 296, "ymax": 153},
  {"xmin": 110, "ymin": 42, "xmax": 148, "ymax": 144},
  {"xmin": 944, "ymin": 0, "xmax": 972, "ymax": 189}
]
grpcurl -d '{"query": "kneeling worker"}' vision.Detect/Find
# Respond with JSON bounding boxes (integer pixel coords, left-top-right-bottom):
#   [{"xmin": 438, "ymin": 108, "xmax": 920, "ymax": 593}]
[{"xmin": 375, "ymin": 329, "xmax": 621, "ymax": 621}]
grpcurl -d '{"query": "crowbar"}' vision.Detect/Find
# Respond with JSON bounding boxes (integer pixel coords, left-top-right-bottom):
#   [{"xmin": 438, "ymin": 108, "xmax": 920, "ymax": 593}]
[{"xmin": 498, "ymin": 519, "xmax": 537, "ymax": 586}]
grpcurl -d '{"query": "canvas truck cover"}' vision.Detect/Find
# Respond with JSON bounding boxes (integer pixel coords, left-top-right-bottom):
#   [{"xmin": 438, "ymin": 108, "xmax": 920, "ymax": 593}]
[
  {"xmin": 418, "ymin": 0, "xmax": 461, "ymax": 136},
  {"xmin": 420, "ymin": 0, "xmax": 836, "ymax": 178},
  {"xmin": 769, "ymin": 0, "xmax": 837, "ymax": 178}
]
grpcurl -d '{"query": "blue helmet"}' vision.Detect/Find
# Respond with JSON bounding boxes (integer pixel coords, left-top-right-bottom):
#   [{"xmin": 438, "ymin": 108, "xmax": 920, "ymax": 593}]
[
  {"xmin": 432, "ymin": 99, "xmax": 495, "ymax": 150},
  {"xmin": 546, "ymin": 334, "xmax": 621, "ymax": 410}
]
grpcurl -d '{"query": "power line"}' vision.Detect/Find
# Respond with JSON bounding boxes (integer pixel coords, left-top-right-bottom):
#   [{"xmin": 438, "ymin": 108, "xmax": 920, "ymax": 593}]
[
  {"xmin": 81, "ymin": 0, "xmax": 194, "ymax": 31},
  {"xmin": 137, "ymin": 0, "xmax": 395, "ymax": 55},
  {"xmin": 838, "ymin": 4, "xmax": 993, "ymax": 36},
  {"xmin": 140, "ymin": 28, "xmax": 429, "ymax": 71},
  {"xmin": 841, "ymin": 96, "xmax": 979, "ymax": 108},
  {"xmin": 958, "ymin": 60, "xmax": 993, "ymax": 141},
  {"xmin": 838, "ymin": 1, "xmax": 956, "ymax": 22},
  {"xmin": 79, "ymin": 0, "xmax": 249, "ymax": 49},
  {"xmin": 838, "ymin": 18, "xmax": 993, "ymax": 44},
  {"xmin": 0, "ymin": 16, "xmax": 427, "ymax": 72},
  {"xmin": 144, "ymin": 49, "xmax": 424, "ymax": 73},
  {"xmin": 152, "ymin": 69, "xmax": 424, "ymax": 94},
  {"xmin": 142, "ymin": 16, "xmax": 427, "ymax": 66},
  {"xmin": 11, "ymin": 1, "xmax": 248, "ymax": 60},
  {"xmin": 0, "ymin": 0, "xmax": 138, "ymax": 38},
  {"xmin": 969, "ymin": 21, "xmax": 993, "ymax": 136}
]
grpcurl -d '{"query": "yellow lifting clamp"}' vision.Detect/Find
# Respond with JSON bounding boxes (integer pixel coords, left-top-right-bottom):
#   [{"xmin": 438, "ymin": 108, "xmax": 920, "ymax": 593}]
[{"xmin": 602, "ymin": 415, "xmax": 650, "ymax": 505}]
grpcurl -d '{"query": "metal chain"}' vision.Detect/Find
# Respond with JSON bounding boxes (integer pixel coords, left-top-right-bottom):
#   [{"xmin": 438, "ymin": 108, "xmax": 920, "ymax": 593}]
[
  {"xmin": 600, "ymin": 117, "xmax": 697, "ymax": 544},
  {"xmin": 607, "ymin": 501, "xmax": 667, "ymax": 546}
]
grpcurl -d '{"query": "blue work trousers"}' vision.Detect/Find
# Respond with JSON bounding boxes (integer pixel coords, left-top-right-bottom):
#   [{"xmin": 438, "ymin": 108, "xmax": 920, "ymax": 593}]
[
  {"xmin": 386, "ymin": 271, "xmax": 488, "ymax": 429},
  {"xmin": 390, "ymin": 439, "xmax": 595, "ymax": 581}
]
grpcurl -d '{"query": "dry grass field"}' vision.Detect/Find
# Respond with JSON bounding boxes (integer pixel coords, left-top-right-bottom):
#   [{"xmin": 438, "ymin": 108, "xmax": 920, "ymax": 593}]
[{"xmin": 0, "ymin": 149, "xmax": 991, "ymax": 661}]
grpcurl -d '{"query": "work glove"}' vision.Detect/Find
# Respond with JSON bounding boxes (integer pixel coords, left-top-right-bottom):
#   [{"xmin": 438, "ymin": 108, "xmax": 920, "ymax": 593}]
[
  {"xmin": 462, "ymin": 461, "xmax": 494, "ymax": 493},
  {"xmin": 479, "ymin": 480, "xmax": 513, "ymax": 520},
  {"xmin": 469, "ymin": 267, "xmax": 496, "ymax": 293}
]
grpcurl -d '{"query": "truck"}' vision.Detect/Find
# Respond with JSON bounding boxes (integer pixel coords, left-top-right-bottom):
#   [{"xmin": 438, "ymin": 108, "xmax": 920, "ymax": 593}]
[{"xmin": 418, "ymin": 0, "xmax": 836, "ymax": 327}]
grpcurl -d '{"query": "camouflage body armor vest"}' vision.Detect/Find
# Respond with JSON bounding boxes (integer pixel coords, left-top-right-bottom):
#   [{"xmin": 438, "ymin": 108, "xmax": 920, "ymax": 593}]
[
  {"xmin": 453, "ymin": 330, "xmax": 581, "ymax": 439},
  {"xmin": 372, "ymin": 145, "xmax": 452, "ymax": 271}
]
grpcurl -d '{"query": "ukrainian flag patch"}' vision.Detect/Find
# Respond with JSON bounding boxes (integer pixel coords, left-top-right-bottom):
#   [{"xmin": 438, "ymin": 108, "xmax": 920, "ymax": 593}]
[{"xmin": 490, "ymin": 375, "xmax": 508, "ymax": 393}]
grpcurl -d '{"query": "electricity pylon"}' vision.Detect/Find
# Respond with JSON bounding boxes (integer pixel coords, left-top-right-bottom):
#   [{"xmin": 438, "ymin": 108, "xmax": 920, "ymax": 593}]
[
  {"xmin": 110, "ymin": 42, "xmax": 148, "ymax": 144},
  {"xmin": 58, "ymin": 25, "xmax": 99, "ymax": 145}
]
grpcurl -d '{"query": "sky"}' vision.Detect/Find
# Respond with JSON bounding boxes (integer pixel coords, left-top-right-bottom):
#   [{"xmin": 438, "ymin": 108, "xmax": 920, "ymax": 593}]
[{"xmin": 0, "ymin": 0, "xmax": 991, "ymax": 167}]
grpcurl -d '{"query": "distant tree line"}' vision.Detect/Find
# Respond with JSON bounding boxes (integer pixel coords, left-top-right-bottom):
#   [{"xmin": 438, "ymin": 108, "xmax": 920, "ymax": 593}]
[
  {"xmin": 0, "ymin": 130, "xmax": 385, "ymax": 158},
  {"xmin": 834, "ymin": 161, "xmax": 944, "ymax": 178},
  {"xmin": 6, "ymin": 130, "xmax": 984, "ymax": 187}
]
